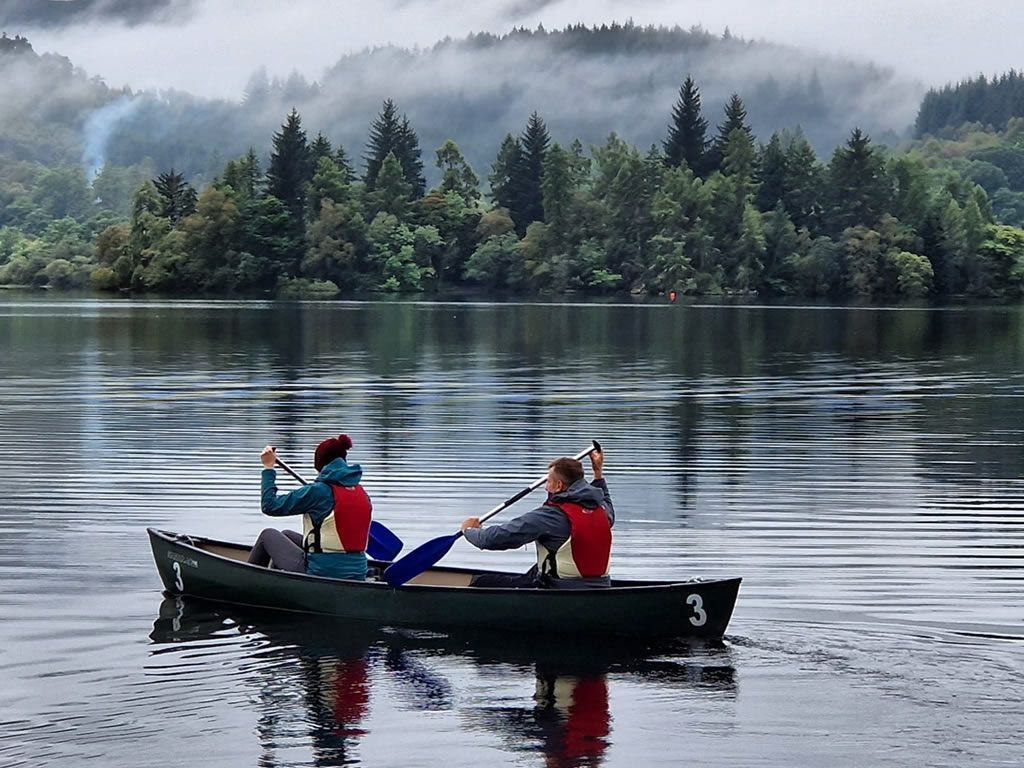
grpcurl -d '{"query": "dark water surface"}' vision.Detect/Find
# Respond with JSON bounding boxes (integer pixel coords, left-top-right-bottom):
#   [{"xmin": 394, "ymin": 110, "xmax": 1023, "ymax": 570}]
[{"xmin": 0, "ymin": 297, "xmax": 1022, "ymax": 767}]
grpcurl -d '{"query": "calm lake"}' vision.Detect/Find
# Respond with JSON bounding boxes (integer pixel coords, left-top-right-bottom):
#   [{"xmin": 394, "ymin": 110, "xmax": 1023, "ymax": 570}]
[{"xmin": 0, "ymin": 296, "xmax": 1022, "ymax": 767}]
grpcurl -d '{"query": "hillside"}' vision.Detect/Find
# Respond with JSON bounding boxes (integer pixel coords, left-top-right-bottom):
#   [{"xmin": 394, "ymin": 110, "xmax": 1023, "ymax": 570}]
[{"xmin": 0, "ymin": 24, "xmax": 922, "ymax": 181}]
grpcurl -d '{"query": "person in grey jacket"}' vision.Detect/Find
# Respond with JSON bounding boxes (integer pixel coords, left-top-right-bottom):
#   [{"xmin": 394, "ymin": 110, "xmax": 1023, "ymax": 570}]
[{"xmin": 460, "ymin": 448, "xmax": 614, "ymax": 588}]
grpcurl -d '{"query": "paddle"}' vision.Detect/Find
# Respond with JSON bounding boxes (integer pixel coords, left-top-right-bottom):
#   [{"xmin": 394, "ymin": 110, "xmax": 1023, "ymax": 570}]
[
  {"xmin": 383, "ymin": 440, "xmax": 601, "ymax": 587},
  {"xmin": 274, "ymin": 455, "xmax": 404, "ymax": 562}
]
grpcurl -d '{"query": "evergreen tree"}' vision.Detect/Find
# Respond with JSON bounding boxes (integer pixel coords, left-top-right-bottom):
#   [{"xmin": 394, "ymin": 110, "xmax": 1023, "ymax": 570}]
[
  {"xmin": 663, "ymin": 75, "xmax": 710, "ymax": 175},
  {"xmin": 761, "ymin": 202, "xmax": 800, "ymax": 292},
  {"xmin": 489, "ymin": 134, "xmax": 527, "ymax": 232},
  {"xmin": 782, "ymin": 130, "xmax": 824, "ymax": 231},
  {"xmin": 363, "ymin": 100, "xmax": 425, "ymax": 197},
  {"xmin": 267, "ymin": 109, "xmax": 312, "ymax": 219},
  {"xmin": 309, "ymin": 132, "xmax": 334, "ymax": 167},
  {"xmin": 827, "ymin": 128, "xmax": 890, "ymax": 234},
  {"xmin": 334, "ymin": 145, "xmax": 355, "ymax": 180},
  {"xmin": 364, "ymin": 99, "xmax": 402, "ymax": 190},
  {"xmin": 222, "ymin": 148, "xmax": 263, "ymax": 203},
  {"xmin": 519, "ymin": 112, "xmax": 551, "ymax": 230},
  {"xmin": 153, "ymin": 169, "xmax": 198, "ymax": 224},
  {"xmin": 756, "ymin": 133, "xmax": 788, "ymax": 211},
  {"xmin": 366, "ymin": 152, "xmax": 413, "ymax": 219},
  {"xmin": 396, "ymin": 117, "xmax": 426, "ymax": 197},
  {"xmin": 568, "ymin": 138, "xmax": 592, "ymax": 189},
  {"xmin": 307, "ymin": 156, "xmax": 353, "ymax": 219},
  {"xmin": 541, "ymin": 143, "xmax": 573, "ymax": 240},
  {"xmin": 709, "ymin": 94, "xmax": 753, "ymax": 173}
]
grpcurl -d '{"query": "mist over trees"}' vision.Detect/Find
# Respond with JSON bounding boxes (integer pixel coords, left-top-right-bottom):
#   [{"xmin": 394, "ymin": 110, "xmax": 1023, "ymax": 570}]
[
  {"xmin": 4, "ymin": 77, "xmax": 1023, "ymax": 301},
  {"xmin": 2, "ymin": 31, "xmax": 1024, "ymax": 301},
  {"xmin": 0, "ymin": 24, "xmax": 921, "ymax": 185}
]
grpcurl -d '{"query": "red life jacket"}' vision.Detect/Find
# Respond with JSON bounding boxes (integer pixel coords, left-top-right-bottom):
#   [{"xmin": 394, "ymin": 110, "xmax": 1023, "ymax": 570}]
[
  {"xmin": 561, "ymin": 677, "xmax": 611, "ymax": 760},
  {"xmin": 302, "ymin": 483, "xmax": 372, "ymax": 554},
  {"xmin": 537, "ymin": 501, "xmax": 612, "ymax": 579}
]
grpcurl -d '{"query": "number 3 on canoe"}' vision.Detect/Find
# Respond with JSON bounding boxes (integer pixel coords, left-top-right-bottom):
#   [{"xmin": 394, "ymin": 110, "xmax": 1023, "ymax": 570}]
[
  {"xmin": 172, "ymin": 561, "xmax": 184, "ymax": 592},
  {"xmin": 687, "ymin": 593, "xmax": 707, "ymax": 627}
]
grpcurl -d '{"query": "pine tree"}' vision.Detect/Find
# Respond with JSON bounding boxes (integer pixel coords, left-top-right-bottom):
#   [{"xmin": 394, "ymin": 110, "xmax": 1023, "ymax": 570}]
[
  {"xmin": 267, "ymin": 109, "xmax": 311, "ymax": 219},
  {"xmin": 222, "ymin": 148, "xmax": 262, "ymax": 202},
  {"xmin": 364, "ymin": 99, "xmax": 402, "ymax": 190},
  {"xmin": 756, "ymin": 133, "xmax": 788, "ymax": 211},
  {"xmin": 366, "ymin": 152, "xmax": 413, "ymax": 219},
  {"xmin": 489, "ymin": 134, "xmax": 527, "ymax": 232},
  {"xmin": 363, "ymin": 100, "xmax": 424, "ymax": 197},
  {"xmin": 153, "ymin": 168, "xmax": 197, "ymax": 224},
  {"xmin": 307, "ymin": 157, "xmax": 353, "ymax": 218},
  {"xmin": 827, "ymin": 128, "xmax": 889, "ymax": 234},
  {"xmin": 541, "ymin": 143, "xmax": 573, "ymax": 239},
  {"xmin": 309, "ymin": 132, "xmax": 334, "ymax": 167},
  {"xmin": 783, "ymin": 130, "xmax": 824, "ymax": 231},
  {"xmin": 519, "ymin": 112, "xmax": 551, "ymax": 229},
  {"xmin": 396, "ymin": 117, "xmax": 426, "ymax": 197},
  {"xmin": 663, "ymin": 75, "xmax": 710, "ymax": 175},
  {"xmin": 709, "ymin": 94, "xmax": 754, "ymax": 173},
  {"xmin": 334, "ymin": 145, "xmax": 354, "ymax": 181}
]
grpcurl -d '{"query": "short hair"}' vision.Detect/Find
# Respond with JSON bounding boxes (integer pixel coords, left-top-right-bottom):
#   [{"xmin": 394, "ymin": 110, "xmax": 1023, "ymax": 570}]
[{"xmin": 548, "ymin": 458, "xmax": 584, "ymax": 486}]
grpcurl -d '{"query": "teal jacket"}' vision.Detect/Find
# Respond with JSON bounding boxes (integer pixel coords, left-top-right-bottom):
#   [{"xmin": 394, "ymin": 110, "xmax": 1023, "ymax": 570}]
[{"xmin": 260, "ymin": 457, "xmax": 368, "ymax": 579}]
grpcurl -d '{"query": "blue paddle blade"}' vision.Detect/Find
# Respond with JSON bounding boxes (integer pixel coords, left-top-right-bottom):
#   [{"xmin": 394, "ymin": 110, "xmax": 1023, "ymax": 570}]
[
  {"xmin": 367, "ymin": 521, "xmax": 403, "ymax": 561},
  {"xmin": 383, "ymin": 531, "xmax": 463, "ymax": 587}
]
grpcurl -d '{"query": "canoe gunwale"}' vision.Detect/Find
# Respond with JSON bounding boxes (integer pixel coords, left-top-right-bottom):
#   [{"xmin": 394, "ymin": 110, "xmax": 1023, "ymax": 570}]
[{"xmin": 148, "ymin": 527, "xmax": 741, "ymax": 594}]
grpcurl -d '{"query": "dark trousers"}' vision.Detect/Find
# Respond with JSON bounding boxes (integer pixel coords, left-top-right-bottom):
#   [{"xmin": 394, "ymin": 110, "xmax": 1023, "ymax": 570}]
[
  {"xmin": 469, "ymin": 569, "xmax": 544, "ymax": 588},
  {"xmin": 248, "ymin": 529, "xmax": 305, "ymax": 572}
]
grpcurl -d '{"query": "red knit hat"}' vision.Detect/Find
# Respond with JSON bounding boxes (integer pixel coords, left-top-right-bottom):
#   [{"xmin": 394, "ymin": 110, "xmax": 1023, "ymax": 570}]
[{"xmin": 314, "ymin": 434, "xmax": 353, "ymax": 471}]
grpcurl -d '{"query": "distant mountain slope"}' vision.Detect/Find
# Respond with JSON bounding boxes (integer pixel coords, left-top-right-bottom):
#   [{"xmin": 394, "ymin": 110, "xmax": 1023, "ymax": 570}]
[
  {"xmin": 1, "ymin": 24, "xmax": 923, "ymax": 180},
  {"xmin": 916, "ymin": 71, "xmax": 1024, "ymax": 137}
]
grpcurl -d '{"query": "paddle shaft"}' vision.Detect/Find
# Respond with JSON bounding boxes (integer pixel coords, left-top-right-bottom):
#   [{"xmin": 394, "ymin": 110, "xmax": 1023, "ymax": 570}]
[
  {"xmin": 274, "ymin": 456, "xmax": 308, "ymax": 485},
  {"xmin": 477, "ymin": 440, "xmax": 601, "ymax": 525}
]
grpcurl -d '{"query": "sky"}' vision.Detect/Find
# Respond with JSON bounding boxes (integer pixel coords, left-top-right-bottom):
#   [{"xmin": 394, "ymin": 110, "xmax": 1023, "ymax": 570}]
[{"xmin": 4, "ymin": 0, "xmax": 1020, "ymax": 99}]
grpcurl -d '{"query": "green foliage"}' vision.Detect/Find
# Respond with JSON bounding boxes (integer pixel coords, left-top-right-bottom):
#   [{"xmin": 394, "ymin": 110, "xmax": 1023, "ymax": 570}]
[
  {"xmin": 365, "ymin": 153, "xmax": 413, "ymax": 219},
  {"xmin": 663, "ymin": 76, "xmax": 710, "ymax": 176},
  {"xmin": 277, "ymin": 277, "xmax": 340, "ymax": 298},
  {"xmin": 885, "ymin": 250, "xmax": 934, "ymax": 297},
  {"xmin": 519, "ymin": 112, "xmax": 551, "ymax": 230},
  {"xmin": 154, "ymin": 169, "xmax": 198, "ymax": 224},
  {"xmin": 267, "ymin": 109, "xmax": 311, "ymax": 222},
  {"xmin": 828, "ymin": 128, "xmax": 890, "ymax": 233},
  {"xmin": 489, "ymin": 134, "xmax": 526, "ymax": 231},
  {"xmin": 4, "ymin": 76, "xmax": 1024, "ymax": 301},
  {"xmin": 464, "ymin": 232, "xmax": 524, "ymax": 289},
  {"xmin": 363, "ymin": 100, "xmax": 425, "ymax": 197},
  {"xmin": 916, "ymin": 72, "xmax": 1024, "ymax": 136},
  {"xmin": 435, "ymin": 140, "xmax": 480, "ymax": 202}
]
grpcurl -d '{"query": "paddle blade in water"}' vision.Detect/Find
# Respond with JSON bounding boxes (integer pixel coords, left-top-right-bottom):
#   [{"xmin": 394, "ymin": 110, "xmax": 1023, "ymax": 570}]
[
  {"xmin": 383, "ymin": 532, "xmax": 463, "ymax": 587},
  {"xmin": 367, "ymin": 520, "xmax": 403, "ymax": 561}
]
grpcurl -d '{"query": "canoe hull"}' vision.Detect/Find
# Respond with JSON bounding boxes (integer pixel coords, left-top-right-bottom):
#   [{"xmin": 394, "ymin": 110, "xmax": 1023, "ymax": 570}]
[{"xmin": 148, "ymin": 528, "xmax": 741, "ymax": 639}]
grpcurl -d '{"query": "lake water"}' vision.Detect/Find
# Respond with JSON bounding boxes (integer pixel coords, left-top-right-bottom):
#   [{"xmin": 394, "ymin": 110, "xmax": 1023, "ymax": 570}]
[{"xmin": 0, "ymin": 296, "xmax": 1022, "ymax": 767}]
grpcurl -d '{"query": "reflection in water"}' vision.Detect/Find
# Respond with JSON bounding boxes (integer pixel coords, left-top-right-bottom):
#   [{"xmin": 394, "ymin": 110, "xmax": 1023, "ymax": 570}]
[
  {"xmin": 150, "ymin": 597, "xmax": 736, "ymax": 768},
  {"xmin": 2, "ymin": 298, "xmax": 1022, "ymax": 767}
]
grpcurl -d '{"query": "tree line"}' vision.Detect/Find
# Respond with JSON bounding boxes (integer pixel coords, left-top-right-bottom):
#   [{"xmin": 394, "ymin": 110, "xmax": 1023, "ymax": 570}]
[
  {"xmin": 3, "ymin": 77, "xmax": 1024, "ymax": 298},
  {"xmin": 917, "ymin": 71, "xmax": 1024, "ymax": 137}
]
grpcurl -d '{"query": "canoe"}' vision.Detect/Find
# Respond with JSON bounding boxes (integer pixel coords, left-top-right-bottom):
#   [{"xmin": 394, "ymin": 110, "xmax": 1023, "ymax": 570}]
[{"xmin": 147, "ymin": 528, "xmax": 742, "ymax": 639}]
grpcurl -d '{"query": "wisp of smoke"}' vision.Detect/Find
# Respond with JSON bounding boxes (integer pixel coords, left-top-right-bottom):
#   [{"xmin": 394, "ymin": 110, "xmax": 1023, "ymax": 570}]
[{"xmin": 81, "ymin": 94, "xmax": 144, "ymax": 179}]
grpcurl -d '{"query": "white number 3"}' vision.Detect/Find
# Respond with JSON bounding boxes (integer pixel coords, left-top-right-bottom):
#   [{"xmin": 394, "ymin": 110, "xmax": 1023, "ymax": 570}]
[
  {"xmin": 686, "ymin": 593, "xmax": 707, "ymax": 627},
  {"xmin": 172, "ymin": 561, "xmax": 184, "ymax": 592}
]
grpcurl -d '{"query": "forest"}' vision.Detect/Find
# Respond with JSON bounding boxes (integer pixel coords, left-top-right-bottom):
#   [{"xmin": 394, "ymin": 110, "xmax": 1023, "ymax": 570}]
[{"xmin": 1, "ymin": 30, "xmax": 1023, "ymax": 299}]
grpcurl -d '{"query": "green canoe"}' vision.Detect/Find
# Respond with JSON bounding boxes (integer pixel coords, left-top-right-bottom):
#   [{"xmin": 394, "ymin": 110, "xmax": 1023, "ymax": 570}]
[{"xmin": 147, "ymin": 528, "xmax": 741, "ymax": 639}]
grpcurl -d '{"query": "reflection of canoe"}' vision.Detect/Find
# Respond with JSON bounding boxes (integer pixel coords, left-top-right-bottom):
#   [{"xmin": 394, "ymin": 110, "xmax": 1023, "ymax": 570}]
[
  {"xmin": 151, "ymin": 596, "xmax": 736, "ymax": 768},
  {"xmin": 148, "ymin": 528, "xmax": 741, "ymax": 639}
]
